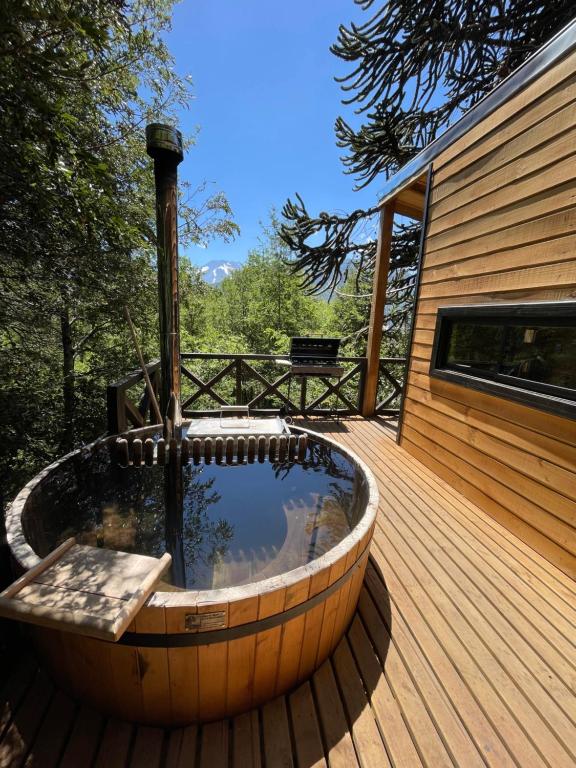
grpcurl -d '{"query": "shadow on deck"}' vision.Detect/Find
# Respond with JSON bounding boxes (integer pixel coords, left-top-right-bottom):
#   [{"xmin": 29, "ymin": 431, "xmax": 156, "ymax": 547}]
[{"xmin": 1, "ymin": 417, "xmax": 574, "ymax": 767}]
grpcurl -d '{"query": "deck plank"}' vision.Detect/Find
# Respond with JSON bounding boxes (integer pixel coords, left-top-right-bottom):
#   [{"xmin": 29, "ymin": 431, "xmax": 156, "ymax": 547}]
[
  {"xmin": 165, "ymin": 726, "xmax": 197, "ymax": 768},
  {"xmin": 312, "ymin": 661, "xmax": 360, "ymax": 768},
  {"xmin": 349, "ymin": 433, "xmax": 576, "ymax": 708},
  {"xmin": 336, "ymin": 418, "xmax": 576, "ymax": 767},
  {"xmin": 232, "ymin": 711, "xmax": 261, "ymax": 768},
  {"xmin": 376, "ymin": 499, "xmax": 565, "ymax": 765},
  {"xmin": 261, "ymin": 696, "xmax": 293, "ymax": 768},
  {"xmin": 365, "ymin": 417, "xmax": 576, "ymax": 598},
  {"xmin": 361, "ymin": 567, "xmax": 486, "ymax": 768},
  {"xmin": 0, "ymin": 656, "xmax": 37, "ymax": 744},
  {"xmin": 382, "ymin": 446, "xmax": 576, "ymax": 650},
  {"xmin": 383, "ymin": 476, "xmax": 576, "ymax": 722},
  {"xmin": 331, "ymin": 638, "xmax": 392, "ymax": 768},
  {"xmin": 0, "ymin": 417, "xmax": 574, "ymax": 768},
  {"xmin": 22, "ymin": 690, "xmax": 75, "ymax": 768},
  {"xmin": 354, "ymin": 593, "xmax": 456, "ymax": 768},
  {"xmin": 0, "ymin": 668, "xmax": 53, "ymax": 768},
  {"xmin": 129, "ymin": 726, "xmax": 164, "ymax": 768},
  {"xmin": 93, "ymin": 720, "xmax": 133, "ymax": 768},
  {"xmin": 346, "ymin": 419, "xmax": 576, "ymax": 642},
  {"xmin": 199, "ymin": 721, "xmax": 229, "ymax": 768},
  {"xmin": 288, "ymin": 683, "xmax": 326, "ymax": 768},
  {"xmin": 59, "ymin": 707, "xmax": 104, "ymax": 768}
]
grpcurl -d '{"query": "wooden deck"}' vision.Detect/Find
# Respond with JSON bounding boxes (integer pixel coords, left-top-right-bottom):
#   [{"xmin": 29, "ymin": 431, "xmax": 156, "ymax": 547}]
[{"xmin": 1, "ymin": 417, "xmax": 575, "ymax": 767}]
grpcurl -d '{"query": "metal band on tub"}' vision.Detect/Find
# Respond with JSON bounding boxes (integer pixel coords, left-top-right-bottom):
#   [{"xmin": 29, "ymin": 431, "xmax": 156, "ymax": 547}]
[{"xmin": 118, "ymin": 547, "xmax": 370, "ymax": 648}]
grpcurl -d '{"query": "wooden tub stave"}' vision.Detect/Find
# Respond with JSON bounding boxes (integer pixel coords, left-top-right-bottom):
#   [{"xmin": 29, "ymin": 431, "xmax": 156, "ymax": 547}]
[
  {"xmin": 7, "ymin": 426, "xmax": 378, "ymax": 726},
  {"xmin": 30, "ymin": 539, "xmax": 372, "ymax": 725}
]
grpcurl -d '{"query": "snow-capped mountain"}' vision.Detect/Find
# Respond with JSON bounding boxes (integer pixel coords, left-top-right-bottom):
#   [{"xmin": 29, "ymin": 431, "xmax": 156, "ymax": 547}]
[{"xmin": 199, "ymin": 259, "xmax": 242, "ymax": 285}]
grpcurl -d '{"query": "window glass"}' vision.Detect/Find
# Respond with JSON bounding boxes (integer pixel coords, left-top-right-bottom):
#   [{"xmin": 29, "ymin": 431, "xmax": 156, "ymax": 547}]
[{"xmin": 445, "ymin": 321, "xmax": 576, "ymax": 389}]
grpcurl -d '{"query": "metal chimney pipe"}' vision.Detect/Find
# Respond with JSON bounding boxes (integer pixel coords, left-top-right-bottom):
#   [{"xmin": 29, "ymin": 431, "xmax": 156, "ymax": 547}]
[{"xmin": 146, "ymin": 123, "xmax": 184, "ymax": 419}]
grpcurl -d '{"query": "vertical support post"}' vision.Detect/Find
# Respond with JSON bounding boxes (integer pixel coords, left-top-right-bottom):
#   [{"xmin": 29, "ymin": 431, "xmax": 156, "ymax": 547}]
[
  {"xmin": 235, "ymin": 358, "xmax": 242, "ymax": 405},
  {"xmin": 357, "ymin": 358, "xmax": 367, "ymax": 414},
  {"xmin": 146, "ymin": 124, "xmax": 184, "ymax": 418},
  {"xmin": 362, "ymin": 202, "xmax": 395, "ymax": 417},
  {"xmin": 149, "ymin": 369, "xmax": 159, "ymax": 423},
  {"xmin": 300, "ymin": 377, "xmax": 307, "ymax": 415},
  {"xmin": 107, "ymin": 385, "xmax": 126, "ymax": 434}
]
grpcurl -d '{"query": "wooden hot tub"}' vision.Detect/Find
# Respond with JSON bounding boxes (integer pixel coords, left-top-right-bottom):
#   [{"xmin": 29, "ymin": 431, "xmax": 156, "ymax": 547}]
[{"xmin": 5, "ymin": 427, "xmax": 378, "ymax": 726}]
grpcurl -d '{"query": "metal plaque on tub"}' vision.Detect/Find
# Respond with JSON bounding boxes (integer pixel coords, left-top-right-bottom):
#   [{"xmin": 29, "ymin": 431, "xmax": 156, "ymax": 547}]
[{"xmin": 185, "ymin": 611, "xmax": 226, "ymax": 632}]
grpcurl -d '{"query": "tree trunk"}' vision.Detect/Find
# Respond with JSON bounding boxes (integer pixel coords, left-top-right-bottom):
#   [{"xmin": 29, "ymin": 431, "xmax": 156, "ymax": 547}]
[{"xmin": 60, "ymin": 307, "xmax": 75, "ymax": 451}]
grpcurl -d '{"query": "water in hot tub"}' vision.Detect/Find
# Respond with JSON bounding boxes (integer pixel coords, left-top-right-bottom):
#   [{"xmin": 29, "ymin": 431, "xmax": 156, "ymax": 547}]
[{"xmin": 29, "ymin": 441, "xmax": 366, "ymax": 589}]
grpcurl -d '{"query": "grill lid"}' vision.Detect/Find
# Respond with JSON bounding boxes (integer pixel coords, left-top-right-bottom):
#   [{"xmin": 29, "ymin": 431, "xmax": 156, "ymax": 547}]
[{"xmin": 289, "ymin": 337, "xmax": 341, "ymax": 365}]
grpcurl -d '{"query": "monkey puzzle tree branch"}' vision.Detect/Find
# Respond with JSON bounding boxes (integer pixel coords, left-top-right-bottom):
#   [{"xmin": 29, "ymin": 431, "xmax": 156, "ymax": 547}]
[
  {"xmin": 279, "ymin": 194, "xmax": 379, "ymax": 295},
  {"xmin": 280, "ymin": 194, "xmax": 420, "ymax": 314},
  {"xmin": 280, "ymin": 0, "xmax": 573, "ymax": 324},
  {"xmin": 331, "ymin": 0, "xmax": 575, "ymax": 185}
]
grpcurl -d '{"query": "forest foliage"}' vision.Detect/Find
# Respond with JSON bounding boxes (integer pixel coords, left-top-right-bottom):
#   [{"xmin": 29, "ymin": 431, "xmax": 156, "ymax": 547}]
[
  {"xmin": 178, "ymin": 221, "xmax": 391, "ymax": 358},
  {"xmin": 0, "ymin": 0, "xmax": 237, "ymax": 498},
  {"xmin": 2, "ymin": 1, "xmax": 571, "ymax": 502},
  {"xmin": 0, "ymin": 0, "xmax": 373, "ymax": 502},
  {"xmin": 280, "ymin": 0, "xmax": 575, "ymax": 318},
  {"xmin": 174, "ymin": 223, "xmax": 405, "ymax": 416}
]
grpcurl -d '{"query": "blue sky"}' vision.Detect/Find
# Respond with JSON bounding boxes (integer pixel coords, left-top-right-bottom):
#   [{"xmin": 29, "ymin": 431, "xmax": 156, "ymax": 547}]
[{"xmin": 165, "ymin": 1, "xmax": 379, "ymax": 266}]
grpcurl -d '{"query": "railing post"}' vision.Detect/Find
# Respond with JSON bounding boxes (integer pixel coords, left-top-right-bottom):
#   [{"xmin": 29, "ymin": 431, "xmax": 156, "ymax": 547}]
[
  {"xmin": 150, "ymin": 369, "xmax": 160, "ymax": 423},
  {"xmin": 235, "ymin": 358, "xmax": 242, "ymax": 405},
  {"xmin": 357, "ymin": 358, "xmax": 367, "ymax": 414},
  {"xmin": 299, "ymin": 377, "xmax": 307, "ymax": 415},
  {"xmin": 107, "ymin": 385, "xmax": 127, "ymax": 435},
  {"xmin": 362, "ymin": 202, "xmax": 395, "ymax": 416}
]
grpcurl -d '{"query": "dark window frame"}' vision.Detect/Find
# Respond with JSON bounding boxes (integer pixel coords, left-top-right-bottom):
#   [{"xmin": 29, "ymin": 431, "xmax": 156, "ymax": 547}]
[{"xmin": 429, "ymin": 302, "xmax": 576, "ymax": 420}]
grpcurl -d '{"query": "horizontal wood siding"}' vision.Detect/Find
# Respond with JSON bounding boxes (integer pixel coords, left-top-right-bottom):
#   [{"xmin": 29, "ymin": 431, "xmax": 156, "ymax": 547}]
[{"xmin": 400, "ymin": 49, "xmax": 576, "ymax": 578}]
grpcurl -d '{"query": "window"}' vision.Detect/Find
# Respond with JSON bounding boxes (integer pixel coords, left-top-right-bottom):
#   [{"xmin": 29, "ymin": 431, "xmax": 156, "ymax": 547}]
[{"xmin": 429, "ymin": 302, "xmax": 576, "ymax": 419}]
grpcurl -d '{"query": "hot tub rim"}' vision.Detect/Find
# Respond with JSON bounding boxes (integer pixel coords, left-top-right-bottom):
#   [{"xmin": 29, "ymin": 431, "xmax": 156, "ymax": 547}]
[{"xmin": 5, "ymin": 424, "xmax": 378, "ymax": 615}]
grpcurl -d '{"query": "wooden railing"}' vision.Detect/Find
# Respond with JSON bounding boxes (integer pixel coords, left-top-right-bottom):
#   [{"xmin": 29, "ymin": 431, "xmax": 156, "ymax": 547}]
[
  {"xmin": 107, "ymin": 354, "xmax": 405, "ymax": 433},
  {"xmin": 106, "ymin": 359, "xmax": 161, "ymax": 434}
]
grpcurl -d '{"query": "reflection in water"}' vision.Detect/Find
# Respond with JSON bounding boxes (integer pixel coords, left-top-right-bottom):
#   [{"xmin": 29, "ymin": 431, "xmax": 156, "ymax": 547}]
[
  {"xmin": 178, "ymin": 464, "xmax": 233, "ymax": 588},
  {"xmin": 26, "ymin": 440, "xmax": 366, "ymax": 590}
]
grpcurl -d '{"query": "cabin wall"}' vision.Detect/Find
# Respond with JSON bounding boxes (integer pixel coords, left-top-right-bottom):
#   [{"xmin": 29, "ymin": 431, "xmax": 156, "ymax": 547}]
[{"xmin": 399, "ymin": 47, "xmax": 576, "ymax": 579}]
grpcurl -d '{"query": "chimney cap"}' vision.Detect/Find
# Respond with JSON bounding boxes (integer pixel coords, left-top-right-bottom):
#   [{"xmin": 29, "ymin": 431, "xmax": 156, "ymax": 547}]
[{"xmin": 146, "ymin": 123, "xmax": 184, "ymax": 163}]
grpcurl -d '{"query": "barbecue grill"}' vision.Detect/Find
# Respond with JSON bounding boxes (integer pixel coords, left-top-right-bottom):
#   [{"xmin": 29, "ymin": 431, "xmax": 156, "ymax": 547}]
[{"xmin": 276, "ymin": 337, "xmax": 345, "ymax": 416}]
